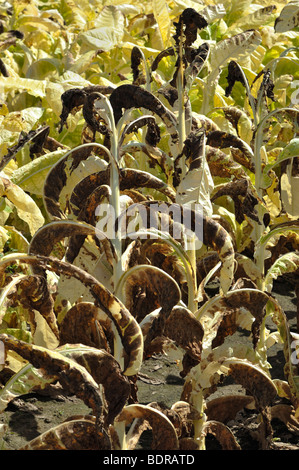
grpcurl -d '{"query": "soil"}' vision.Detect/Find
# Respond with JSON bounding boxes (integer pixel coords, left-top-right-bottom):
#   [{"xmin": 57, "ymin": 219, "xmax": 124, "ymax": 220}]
[{"xmin": 0, "ymin": 279, "xmax": 298, "ymax": 451}]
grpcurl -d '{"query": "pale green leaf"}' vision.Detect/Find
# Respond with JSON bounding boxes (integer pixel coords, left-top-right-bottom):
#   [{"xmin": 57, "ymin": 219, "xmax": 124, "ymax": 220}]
[
  {"xmin": 275, "ymin": 0, "xmax": 299, "ymax": 32},
  {"xmin": 262, "ymin": 138, "xmax": 299, "ymax": 189},
  {"xmin": 210, "ymin": 29, "xmax": 262, "ymax": 71},
  {"xmin": 0, "ymin": 76, "xmax": 47, "ymax": 98},
  {"xmin": 265, "ymin": 252, "xmax": 299, "ymax": 292},
  {"xmin": 80, "ymin": 5, "xmax": 124, "ymax": 51},
  {"xmin": 0, "ymin": 176, "xmax": 44, "ymax": 235},
  {"xmin": 12, "ymin": 148, "xmax": 67, "ymax": 196}
]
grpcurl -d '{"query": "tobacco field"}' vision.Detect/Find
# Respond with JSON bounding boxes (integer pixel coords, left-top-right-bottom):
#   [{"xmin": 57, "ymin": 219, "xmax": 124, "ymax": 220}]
[{"xmin": 0, "ymin": 0, "xmax": 299, "ymax": 451}]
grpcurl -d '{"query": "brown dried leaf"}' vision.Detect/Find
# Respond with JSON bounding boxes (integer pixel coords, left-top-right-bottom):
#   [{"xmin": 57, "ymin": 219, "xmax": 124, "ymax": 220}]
[
  {"xmin": 206, "ymin": 395, "xmax": 255, "ymax": 424},
  {"xmin": 63, "ymin": 345, "xmax": 131, "ymax": 425},
  {"xmin": 11, "ymin": 274, "xmax": 59, "ymax": 340},
  {"xmin": 211, "ymin": 178, "xmax": 261, "ymax": 224},
  {"xmin": 0, "ymin": 255, "xmax": 144, "ymax": 376},
  {"xmin": 206, "ymin": 130, "xmax": 255, "ymax": 172},
  {"xmin": 70, "ymin": 167, "xmax": 176, "ymax": 218},
  {"xmin": 59, "ymin": 85, "xmax": 114, "ymax": 133},
  {"xmin": 109, "ymin": 84, "xmax": 179, "ymax": 146},
  {"xmin": 164, "ymin": 306, "xmax": 203, "ymax": 362},
  {"xmin": 59, "ymin": 302, "xmax": 110, "ymax": 351},
  {"xmin": 116, "ymin": 404, "xmax": 179, "ymax": 450},
  {"xmin": 0, "ymin": 334, "xmax": 104, "ymax": 421},
  {"xmin": 20, "ymin": 418, "xmax": 111, "ymax": 450},
  {"xmin": 202, "ymin": 420, "xmax": 241, "ymax": 450}
]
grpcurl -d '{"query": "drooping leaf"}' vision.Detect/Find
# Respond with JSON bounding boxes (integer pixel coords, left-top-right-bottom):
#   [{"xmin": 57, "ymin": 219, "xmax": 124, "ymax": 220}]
[
  {"xmin": 0, "ymin": 334, "xmax": 105, "ymax": 421},
  {"xmin": 209, "ymin": 29, "xmax": 262, "ymax": 71},
  {"xmin": 115, "ymin": 403, "xmax": 179, "ymax": 450},
  {"xmin": 20, "ymin": 418, "xmax": 111, "ymax": 450},
  {"xmin": 0, "ymin": 254, "xmax": 144, "ymax": 376},
  {"xmin": 274, "ymin": 0, "xmax": 299, "ymax": 32},
  {"xmin": 0, "ymin": 176, "xmax": 44, "ymax": 236},
  {"xmin": 264, "ymin": 252, "xmax": 299, "ymax": 292}
]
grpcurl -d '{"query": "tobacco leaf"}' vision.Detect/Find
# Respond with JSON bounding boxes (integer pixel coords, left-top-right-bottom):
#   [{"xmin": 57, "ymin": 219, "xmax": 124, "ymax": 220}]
[
  {"xmin": 274, "ymin": 0, "xmax": 299, "ymax": 33},
  {"xmin": 119, "ymin": 115, "xmax": 160, "ymax": 149},
  {"xmin": 59, "ymin": 302, "xmax": 111, "ymax": 351},
  {"xmin": 59, "ymin": 85, "xmax": 114, "ymax": 133},
  {"xmin": 70, "ymin": 167, "xmax": 176, "ymax": 217},
  {"xmin": 116, "ymin": 403, "xmax": 179, "ymax": 450},
  {"xmin": 151, "ymin": 46, "xmax": 175, "ymax": 72},
  {"xmin": 206, "ymin": 395, "xmax": 255, "ymax": 424},
  {"xmin": 131, "ymin": 46, "xmax": 146, "ymax": 85},
  {"xmin": 0, "ymin": 255, "xmax": 143, "ymax": 377},
  {"xmin": 43, "ymin": 144, "xmax": 108, "ymax": 219},
  {"xmin": 0, "ymin": 126, "xmax": 51, "ymax": 171},
  {"xmin": 109, "ymin": 84, "xmax": 179, "ymax": 146},
  {"xmin": 164, "ymin": 306, "xmax": 203, "ymax": 363},
  {"xmin": 202, "ymin": 420, "xmax": 241, "ymax": 450},
  {"xmin": 225, "ymin": 60, "xmax": 246, "ymax": 97},
  {"xmin": 61, "ymin": 345, "xmax": 131, "ymax": 425},
  {"xmin": 0, "ymin": 334, "xmax": 104, "ymax": 421},
  {"xmin": 120, "ymin": 265, "xmax": 181, "ymax": 357},
  {"xmin": 223, "ymin": 358, "xmax": 277, "ymax": 446},
  {"xmin": 206, "ymin": 130, "xmax": 255, "ymax": 172},
  {"xmin": 125, "ymin": 201, "xmax": 235, "ymax": 294},
  {"xmin": 173, "ymin": 8, "xmax": 208, "ymax": 49},
  {"xmin": 20, "ymin": 418, "xmax": 111, "ymax": 450},
  {"xmin": 29, "ymin": 219, "xmax": 115, "ymax": 270},
  {"xmin": 8, "ymin": 274, "xmax": 59, "ymax": 340},
  {"xmin": 211, "ymin": 178, "xmax": 260, "ymax": 224},
  {"xmin": 0, "ymin": 176, "xmax": 44, "ymax": 236},
  {"xmin": 203, "ymin": 288, "xmax": 270, "ymax": 349}
]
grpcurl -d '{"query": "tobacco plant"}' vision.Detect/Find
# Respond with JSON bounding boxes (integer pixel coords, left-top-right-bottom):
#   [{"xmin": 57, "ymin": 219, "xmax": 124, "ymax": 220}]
[{"xmin": 0, "ymin": 0, "xmax": 299, "ymax": 450}]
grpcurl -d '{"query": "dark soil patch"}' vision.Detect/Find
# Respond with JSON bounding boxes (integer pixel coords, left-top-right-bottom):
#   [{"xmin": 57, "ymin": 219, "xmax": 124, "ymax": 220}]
[{"xmin": 0, "ymin": 279, "xmax": 298, "ymax": 450}]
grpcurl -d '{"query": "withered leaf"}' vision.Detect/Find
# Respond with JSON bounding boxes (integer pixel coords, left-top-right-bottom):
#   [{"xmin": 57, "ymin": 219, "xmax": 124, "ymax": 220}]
[
  {"xmin": 122, "ymin": 201, "xmax": 235, "ymax": 295},
  {"xmin": 206, "ymin": 395, "xmax": 255, "ymax": 424},
  {"xmin": 59, "ymin": 85, "xmax": 114, "ymax": 133},
  {"xmin": 151, "ymin": 47, "xmax": 175, "ymax": 72},
  {"xmin": 29, "ymin": 219, "xmax": 115, "ymax": 268},
  {"xmin": 62, "ymin": 345, "xmax": 131, "ymax": 425},
  {"xmin": 202, "ymin": 420, "xmax": 241, "ymax": 450},
  {"xmin": 131, "ymin": 46, "xmax": 147, "ymax": 85},
  {"xmin": 0, "ymin": 255, "xmax": 144, "ymax": 377},
  {"xmin": 70, "ymin": 167, "xmax": 176, "ymax": 218},
  {"xmin": 116, "ymin": 404, "xmax": 179, "ymax": 450},
  {"xmin": 225, "ymin": 60, "xmax": 246, "ymax": 97},
  {"xmin": 9, "ymin": 274, "xmax": 59, "ymax": 340},
  {"xmin": 59, "ymin": 302, "xmax": 110, "ymax": 351},
  {"xmin": 20, "ymin": 418, "xmax": 111, "ymax": 450},
  {"xmin": 164, "ymin": 306, "xmax": 203, "ymax": 363},
  {"xmin": 120, "ymin": 265, "xmax": 181, "ymax": 356},
  {"xmin": 173, "ymin": 8, "xmax": 208, "ymax": 48},
  {"xmin": 223, "ymin": 359, "xmax": 277, "ymax": 411},
  {"xmin": 0, "ymin": 334, "xmax": 104, "ymax": 421},
  {"xmin": 109, "ymin": 84, "xmax": 178, "ymax": 145},
  {"xmin": 206, "ymin": 146, "xmax": 248, "ymax": 180},
  {"xmin": 211, "ymin": 178, "xmax": 260, "ymax": 224},
  {"xmin": 0, "ymin": 126, "xmax": 51, "ymax": 171},
  {"xmin": 43, "ymin": 144, "xmax": 107, "ymax": 219},
  {"xmin": 206, "ymin": 130, "xmax": 255, "ymax": 172}
]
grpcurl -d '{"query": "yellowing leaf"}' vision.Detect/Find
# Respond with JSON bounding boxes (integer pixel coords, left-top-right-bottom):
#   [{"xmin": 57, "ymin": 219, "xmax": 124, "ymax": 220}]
[
  {"xmin": 0, "ymin": 176, "xmax": 44, "ymax": 235},
  {"xmin": 80, "ymin": 6, "xmax": 124, "ymax": 51},
  {"xmin": 0, "ymin": 76, "xmax": 47, "ymax": 98},
  {"xmin": 152, "ymin": 0, "xmax": 171, "ymax": 48},
  {"xmin": 275, "ymin": 0, "xmax": 299, "ymax": 32}
]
